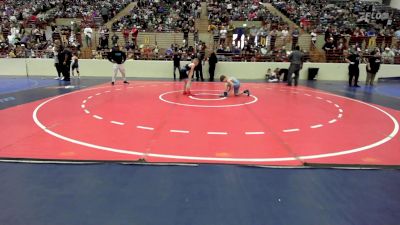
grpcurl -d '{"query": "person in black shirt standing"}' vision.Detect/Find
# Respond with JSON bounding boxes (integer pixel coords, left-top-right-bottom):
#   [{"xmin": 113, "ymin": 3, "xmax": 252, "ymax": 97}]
[
  {"xmin": 365, "ymin": 50, "xmax": 381, "ymax": 86},
  {"xmin": 59, "ymin": 46, "xmax": 72, "ymax": 81},
  {"xmin": 173, "ymin": 51, "xmax": 181, "ymax": 81},
  {"xmin": 346, "ymin": 48, "xmax": 362, "ymax": 87},
  {"xmin": 108, "ymin": 45, "xmax": 128, "ymax": 85},
  {"xmin": 322, "ymin": 38, "xmax": 335, "ymax": 62},
  {"xmin": 287, "ymin": 46, "xmax": 304, "ymax": 86},
  {"xmin": 208, "ymin": 52, "xmax": 218, "ymax": 81},
  {"xmin": 195, "ymin": 52, "xmax": 204, "ymax": 81}
]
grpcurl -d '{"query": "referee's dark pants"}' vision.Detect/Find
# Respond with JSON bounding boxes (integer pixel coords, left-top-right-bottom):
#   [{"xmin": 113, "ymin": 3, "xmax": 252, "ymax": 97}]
[
  {"xmin": 287, "ymin": 63, "xmax": 301, "ymax": 86},
  {"xmin": 62, "ymin": 62, "xmax": 71, "ymax": 81},
  {"xmin": 348, "ymin": 66, "xmax": 359, "ymax": 87},
  {"xmin": 55, "ymin": 63, "xmax": 63, "ymax": 78},
  {"xmin": 196, "ymin": 64, "xmax": 204, "ymax": 81},
  {"xmin": 173, "ymin": 65, "xmax": 180, "ymax": 80},
  {"xmin": 209, "ymin": 64, "xmax": 216, "ymax": 81}
]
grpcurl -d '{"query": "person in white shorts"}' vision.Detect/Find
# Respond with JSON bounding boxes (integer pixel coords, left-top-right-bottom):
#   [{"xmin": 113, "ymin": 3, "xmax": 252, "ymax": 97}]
[{"xmin": 107, "ymin": 45, "xmax": 129, "ymax": 85}]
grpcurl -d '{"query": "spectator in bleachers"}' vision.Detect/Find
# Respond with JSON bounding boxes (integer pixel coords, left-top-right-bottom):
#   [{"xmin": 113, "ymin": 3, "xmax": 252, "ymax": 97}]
[
  {"xmin": 249, "ymin": 25, "xmax": 258, "ymax": 45},
  {"xmin": 131, "ymin": 26, "xmax": 138, "ymax": 46},
  {"xmin": 281, "ymin": 26, "xmax": 289, "ymax": 47},
  {"xmin": 291, "ymin": 28, "xmax": 299, "ymax": 50},
  {"xmin": 395, "ymin": 29, "xmax": 400, "ymax": 47},
  {"xmin": 183, "ymin": 24, "xmax": 190, "ymax": 47},
  {"xmin": 193, "ymin": 28, "xmax": 199, "ymax": 44},
  {"xmin": 84, "ymin": 25, "xmax": 93, "ymax": 48},
  {"xmin": 269, "ymin": 28, "xmax": 277, "ymax": 51},
  {"xmin": 382, "ymin": 47, "xmax": 395, "ymax": 64},
  {"xmin": 257, "ymin": 25, "xmax": 268, "ymax": 47},
  {"xmin": 59, "ymin": 26, "xmax": 68, "ymax": 46},
  {"xmin": 322, "ymin": 37, "xmax": 335, "ymax": 62},
  {"xmin": 99, "ymin": 26, "xmax": 109, "ymax": 49},
  {"xmin": 311, "ymin": 29, "xmax": 317, "ymax": 49},
  {"xmin": 385, "ymin": 29, "xmax": 393, "ymax": 48},
  {"xmin": 365, "ymin": 27, "xmax": 376, "ymax": 50},
  {"xmin": 376, "ymin": 29, "xmax": 385, "ymax": 49},
  {"xmin": 122, "ymin": 27, "xmax": 130, "ymax": 44},
  {"xmin": 219, "ymin": 26, "xmax": 227, "ymax": 46},
  {"xmin": 234, "ymin": 26, "xmax": 244, "ymax": 48},
  {"xmin": 226, "ymin": 22, "xmax": 235, "ymax": 47},
  {"xmin": 277, "ymin": 45, "xmax": 288, "ymax": 62},
  {"xmin": 111, "ymin": 32, "xmax": 119, "ymax": 46},
  {"xmin": 211, "ymin": 25, "xmax": 219, "ymax": 48},
  {"xmin": 101, "ymin": 6, "xmax": 109, "ymax": 23}
]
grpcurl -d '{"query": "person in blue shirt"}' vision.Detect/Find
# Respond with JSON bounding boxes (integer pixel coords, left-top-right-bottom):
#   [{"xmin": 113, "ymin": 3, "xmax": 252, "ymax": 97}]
[
  {"xmin": 219, "ymin": 75, "xmax": 250, "ymax": 97},
  {"xmin": 234, "ymin": 26, "xmax": 244, "ymax": 47}
]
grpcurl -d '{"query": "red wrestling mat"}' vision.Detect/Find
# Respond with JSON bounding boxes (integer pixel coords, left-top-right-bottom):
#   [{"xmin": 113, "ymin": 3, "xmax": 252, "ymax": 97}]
[{"xmin": 0, "ymin": 81, "xmax": 399, "ymax": 166}]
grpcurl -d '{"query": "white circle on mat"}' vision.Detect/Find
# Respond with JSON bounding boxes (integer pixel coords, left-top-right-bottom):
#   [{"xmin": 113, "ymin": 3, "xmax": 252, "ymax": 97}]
[
  {"xmin": 189, "ymin": 93, "xmax": 227, "ymax": 101},
  {"xmin": 32, "ymin": 85, "xmax": 399, "ymax": 163},
  {"xmin": 159, "ymin": 90, "xmax": 258, "ymax": 107}
]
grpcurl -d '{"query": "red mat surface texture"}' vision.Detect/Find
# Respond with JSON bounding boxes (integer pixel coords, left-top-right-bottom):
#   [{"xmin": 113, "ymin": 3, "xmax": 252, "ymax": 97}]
[{"xmin": 0, "ymin": 81, "xmax": 399, "ymax": 166}]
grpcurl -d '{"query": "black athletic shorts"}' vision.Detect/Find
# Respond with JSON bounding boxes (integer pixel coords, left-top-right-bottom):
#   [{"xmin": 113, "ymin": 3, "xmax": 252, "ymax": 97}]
[{"xmin": 180, "ymin": 69, "xmax": 188, "ymax": 80}]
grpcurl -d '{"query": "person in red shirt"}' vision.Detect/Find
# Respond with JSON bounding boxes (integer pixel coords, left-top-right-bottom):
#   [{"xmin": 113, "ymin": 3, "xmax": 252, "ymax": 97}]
[
  {"xmin": 131, "ymin": 26, "xmax": 138, "ymax": 46},
  {"xmin": 30, "ymin": 15, "xmax": 37, "ymax": 22},
  {"xmin": 123, "ymin": 27, "xmax": 130, "ymax": 44}
]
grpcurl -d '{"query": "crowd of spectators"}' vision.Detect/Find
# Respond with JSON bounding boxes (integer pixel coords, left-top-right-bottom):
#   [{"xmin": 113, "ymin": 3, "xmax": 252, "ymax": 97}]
[
  {"xmin": 0, "ymin": 0, "xmax": 61, "ymax": 23},
  {"xmin": 0, "ymin": 21, "xmax": 82, "ymax": 59},
  {"xmin": 1, "ymin": 0, "xmax": 400, "ymax": 64},
  {"xmin": 112, "ymin": 0, "xmax": 201, "ymax": 32},
  {"xmin": 272, "ymin": 0, "xmax": 398, "ymax": 31},
  {"xmin": 320, "ymin": 25, "xmax": 398, "ymax": 62},
  {"xmin": 272, "ymin": 0, "xmax": 400, "ymax": 62},
  {"xmin": 0, "ymin": 0, "xmax": 132, "ymax": 59},
  {"xmin": 207, "ymin": 0, "xmax": 274, "ymax": 24},
  {"xmin": 206, "ymin": 0, "xmax": 290, "ymax": 57},
  {"xmin": 53, "ymin": 0, "xmax": 131, "ymax": 21},
  {"xmin": 273, "ymin": 0, "xmax": 399, "ymax": 44},
  {"xmin": 0, "ymin": 0, "xmax": 131, "ymax": 34}
]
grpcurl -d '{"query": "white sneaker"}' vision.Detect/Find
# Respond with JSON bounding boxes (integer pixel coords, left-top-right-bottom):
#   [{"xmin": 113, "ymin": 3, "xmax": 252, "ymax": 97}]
[{"xmin": 54, "ymin": 77, "xmax": 60, "ymax": 80}]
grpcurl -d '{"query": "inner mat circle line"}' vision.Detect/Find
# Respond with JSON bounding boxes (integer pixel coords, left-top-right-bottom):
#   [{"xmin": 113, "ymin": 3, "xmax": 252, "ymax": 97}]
[
  {"xmin": 189, "ymin": 94, "xmax": 227, "ymax": 101},
  {"xmin": 159, "ymin": 90, "xmax": 258, "ymax": 108},
  {"xmin": 32, "ymin": 84, "xmax": 399, "ymax": 162}
]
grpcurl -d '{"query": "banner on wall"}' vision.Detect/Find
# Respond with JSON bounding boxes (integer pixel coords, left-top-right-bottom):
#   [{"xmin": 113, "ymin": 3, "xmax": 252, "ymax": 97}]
[{"xmin": 357, "ymin": 11, "xmax": 390, "ymax": 24}]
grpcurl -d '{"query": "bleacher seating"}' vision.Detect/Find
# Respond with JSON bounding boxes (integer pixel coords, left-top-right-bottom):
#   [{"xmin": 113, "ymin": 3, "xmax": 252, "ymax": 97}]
[{"xmin": 0, "ymin": 0, "xmax": 399, "ymax": 64}]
